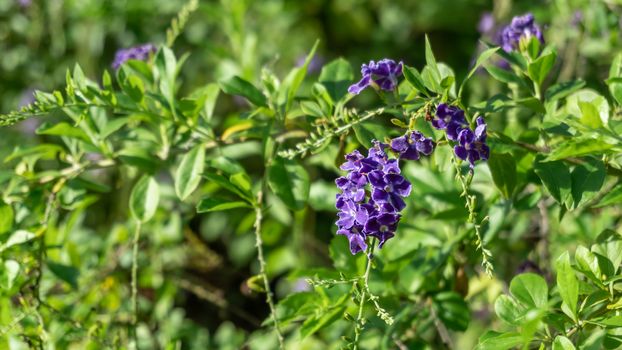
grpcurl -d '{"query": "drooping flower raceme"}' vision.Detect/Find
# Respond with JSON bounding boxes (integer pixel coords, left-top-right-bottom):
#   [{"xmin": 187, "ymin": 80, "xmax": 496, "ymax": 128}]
[
  {"xmin": 336, "ymin": 134, "xmax": 434, "ymax": 254},
  {"xmin": 348, "ymin": 59, "xmax": 403, "ymax": 95},
  {"xmin": 499, "ymin": 13, "xmax": 544, "ymax": 52},
  {"xmin": 112, "ymin": 44, "xmax": 157, "ymax": 70},
  {"xmin": 432, "ymin": 104, "xmax": 489, "ymax": 169}
]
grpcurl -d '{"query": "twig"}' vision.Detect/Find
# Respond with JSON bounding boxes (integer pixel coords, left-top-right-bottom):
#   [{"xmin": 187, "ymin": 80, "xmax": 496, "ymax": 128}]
[
  {"xmin": 131, "ymin": 221, "xmax": 142, "ymax": 347},
  {"xmin": 353, "ymin": 238, "xmax": 376, "ymax": 350},
  {"xmin": 451, "ymin": 158, "xmax": 494, "ymax": 276},
  {"xmin": 254, "ymin": 190, "xmax": 285, "ymax": 349}
]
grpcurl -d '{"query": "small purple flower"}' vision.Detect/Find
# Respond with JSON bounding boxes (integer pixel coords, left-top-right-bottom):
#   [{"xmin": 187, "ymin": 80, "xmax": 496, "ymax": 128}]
[
  {"xmin": 454, "ymin": 116, "xmax": 490, "ymax": 168},
  {"xmin": 390, "ymin": 131, "xmax": 435, "ymax": 160},
  {"xmin": 499, "ymin": 13, "xmax": 544, "ymax": 52},
  {"xmin": 432, "ymin": 104, "xmax": 468, "ymax": 141},
  {"xmin": 364, "ymin": 213, "xmax": 400, "ymax": 248},
  {"xmin": 348, "ymin": 59, "xmax": 403, "ymax": 95},
  {"xmin": 368, "ymin": 172, "xmax": 412, "ymax": 211},
  {"xmin": 478, "ymin": 12, "xmax": 495, "ymax": 35},
  {"xmin": 337, "ymin": 225, "xmax": 368, "ymax": 255},
  {"xmin": 296, "ymin": 55, "xmax": 324, "ymax": 74},
  {"xmin": 112, "ymin": 43, "xmax": 157, "ymax": 70},
  {"xmin": 18, "ymin": 0, "xmax": 31, "ymax": 8}
]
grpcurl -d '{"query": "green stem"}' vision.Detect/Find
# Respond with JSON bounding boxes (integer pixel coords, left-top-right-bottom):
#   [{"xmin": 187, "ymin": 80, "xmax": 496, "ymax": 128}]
[
  {"xmin": 254, "ymin": 190, "xmax": 285, "ymax": 349},
  {"xmin": 131, "ymin": 220, "xmax": 142, "ymax": 348},
  {"xmin": 451, "ymin": 158, "xmax": 494, "ymax": 276},
  {"xmin": 353, "ymin": 238, "xmax": 376, "ymax": 350}
]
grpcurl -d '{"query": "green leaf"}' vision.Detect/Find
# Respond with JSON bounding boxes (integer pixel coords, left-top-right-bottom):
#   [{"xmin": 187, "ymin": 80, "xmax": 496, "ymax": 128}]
[
  {"xmin": 596, "ymin": 184, "xmax": 622, "ymax": 207},
  {"xmin": 318, "ymin": 58, "xmax": 353, "ymax": 102},
  {"xmin": 556, "ymin": 252, "xmax": 578, "ymax": 319},
  {"xmin": 175, "ymin": 145, "xmax": 206, "ymax": 200},
  {"xmin": 36, "ymin": 122, "xmax": 90, "ymax": 142},
  {"xmin": 122, "ymin": 75, "xmax": 145, "ymax": 103},
  {"xmin": 545, "ymin": 80, "xmax": 585, "ymax": 101},
  {"xmin": 424, "ymin": 35, "xmax": 441, "ymax": 80},
  {"xmin": 402, "ymin": 65, "xmax": 429, "ymax": 96},
  {"xmin": 1, "ymin": 260, "xmax": 19, "ymax": 290},
  {"xmin": 566, "ymin": 89, "xmax": 610, "ymax": 127},
  {"xmin": 0, "ymin": 201, "xmax": 14, "ymax": 234},
  {"xmin": 204, "ymin": 172, "xmax": 253, "ymax": 203},
  {"xmin": 509, "ymin": 273, "xmax": 548, "ymax": 309},
  {"xmin": 598, "ymin": 316, "xmax": 622, "ymax": 327},
  {"xmin": 100, "ymin": 117, "xmax": 130, "ymax": 139},
  {"xmin": 1, "ymin": 230, "xmax": 36, "ymax": 252},
  {"xmin": 528, "ymin": 50, "xmax": 556, "ymax": 85},
  {"xmin": 546, "ymin": 139, "xmax": 613, "ymax": 161},
  {"xmin": 553, "ymin": 336, "xmax": 576, "ymax": 350},
  {"xmin": 459, "ymin": 46, "xmax": 498, "ymax": 98},
  {"xmin": 267, "ymin": 158, "xmax": 310, "ymax": 211},
  {"xmin": 129, "ymin": 176, "xmax": 160, "ymax": 223},
  {"xmin": 47, "ymin": 261, "xmax": 79, "ymax": 289},
  {"xmin": 579, "ymin": 101, "xmax": 603, "ymax": 129},
  {"xmin": 575, "ymin": 246, "xmax": 602, "ymax": 284},
  {"xmin": 219, "ymin": 76, "xmax": 268, "ymax": 107},
  {"xmin": 608, "ymin": 53, "xmax": 622, "ymax": 105},
  {"xmin": 196, "ymin": 197, "xmax": 251, "ymax": 212},
  {"xmin": 300, "ymin": 305, "xmax": 346, "ymax": 339},
  {"xmin": 432, "ymin": 291, "xmax": 470, "ymax": 331},
  {"xmin": 476, "ymin": 331, "xmax": 523, "ymax": 350},
  {"xmin": 201, "ymin": 83, "xmax": 220, "ymax": 122},
  {"xmin": 485, "ymin": 65, "xmax": 527, "ymax": 86},
  {"xmin": 570, "ymin": 158, "xmax": 605, "ymax": 208},
  {"xmin": 494, "ymin": 295, "xmax": 525, "ymax": 326},
  {"xmin": 284, "ymin": 40, "xmax": 319, "ymax": 112},
  {"xmin": 272, "ymin": 292, "xmax": 320, "ymax": 326},
  {"xmin": 487, "ymin": 153, "xmax": 517, "ymax": 198},
  {"xmin": 353, "ymin": 122, "xmax": 389, "ymax": 149},
  {"xmin": 534, "ymin": 158, "xmax": 572, "ymax": 207}
]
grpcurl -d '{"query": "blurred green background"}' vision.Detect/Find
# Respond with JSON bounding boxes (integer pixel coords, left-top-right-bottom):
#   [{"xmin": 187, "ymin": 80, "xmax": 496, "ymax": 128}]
[{"xmin": 1, "ymin": 0, "xmax": 622, "ymax": 348}]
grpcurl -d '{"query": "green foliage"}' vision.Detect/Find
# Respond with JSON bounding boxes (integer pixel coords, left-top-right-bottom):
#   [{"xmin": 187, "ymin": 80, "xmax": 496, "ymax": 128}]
[{"xmin": 1, "ymin": 0, "xmax": 622, "ymax": 349}]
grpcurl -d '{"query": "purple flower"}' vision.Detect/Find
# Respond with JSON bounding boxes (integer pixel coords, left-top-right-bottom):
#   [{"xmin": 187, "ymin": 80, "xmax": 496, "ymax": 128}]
[
  {"xmin": 112, "ymin": 43, "xmax": 157, "ymax": 70},
  {"xmin": 337, "ymin": 225, "xmax": 368, "ymax": 254},
  {"xmin": 478, "ymin": 12, "xmax": 495, "ymax": 35},
  {"xmin": 454, "ymin": 117, "xmax": 490, "ymax": 167},
  {"xmin": 499, "ymin": 13, "xmax": 544, "ymax": 52},
  {"xmin": 364, "ymin": 213, "xmax": 400, "ymax": 248},
  {"xmin": 348, "ymin": 59, "xmax": 403, "ymax": 95},
  {"xmin": 368, "ymin": 172, "xmax": 412, "ymax": 211},
  {"xmin": 296, "ymin": 55, "xmax": 324, "ymax": 74},
  {"xmin": 390, "ymin": 131, "xmax": 435, "ymax": 160},
  {"xmin": 432, "ymin": 104, "xmax": 468, "ymax": 141}
]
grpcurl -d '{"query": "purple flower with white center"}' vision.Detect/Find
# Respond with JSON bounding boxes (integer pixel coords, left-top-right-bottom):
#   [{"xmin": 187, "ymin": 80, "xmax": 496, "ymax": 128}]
[
  {"xmin": 112, "ymin": 43, "xmax": 157, "ymax": 70},
  {"xmin": 499, "ymin": 13, "xmax": 544, "ymax": 52},
  {"xmin": 390, "ymin": 131, "xmax": 435, "ymax": 160},
  {"xmin": 364, "ymin": 213, "xmax": 400, "ymax": 248},
  {"xmin": 348, "ymin": 59, "xmax": 403, "ymax": 95},
  {"xmin": 432, "ymin": 104, "xmax": 468, "ymax": 141},
  {"xmin": 368, "ymin": 172, "xmax": 412, "ymax": 211},
  {"xmin": 336, "ymin": 197, "xmax": 368, "ymax": 229},
  {"xmin": 454, "ymin": 116, "xmax": 490, "ymax": 167}
]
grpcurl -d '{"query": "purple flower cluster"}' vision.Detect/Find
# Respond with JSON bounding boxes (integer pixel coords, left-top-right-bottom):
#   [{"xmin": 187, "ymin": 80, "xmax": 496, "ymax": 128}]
[
  {"xmin": 335, "ymin": 133, "xmax": 435, "ymax": 254},
  {"xmin": 112, "ymin": 44, "xmax": 157, "ymax": 70},
  {"xmin": 431, "ymin": 104, "xmax": 489, "ymax": 168},
  {"xmin": 348, "ymin": 59, "xmax": 403, "ymax": 95},
  {"xmin": 499, "ymin": 13, "xmax": 544, "ymax": 52}
]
